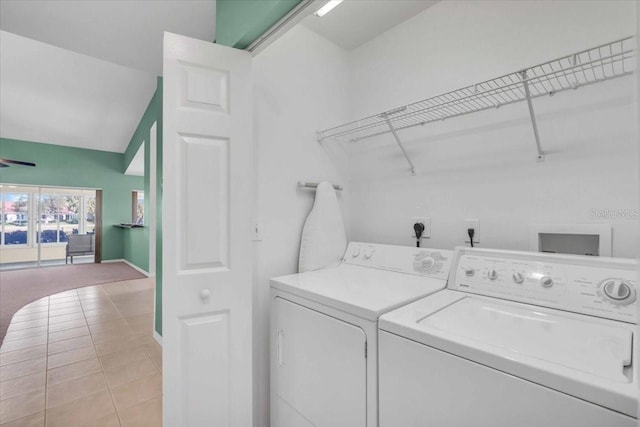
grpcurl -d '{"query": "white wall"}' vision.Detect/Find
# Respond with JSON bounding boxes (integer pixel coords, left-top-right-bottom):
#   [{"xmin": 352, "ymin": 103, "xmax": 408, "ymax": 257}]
[
  {"xmin": 346, "ymin": 0, "xmax": 639, "ymax": 258},
  {"xmin": 252, "ymin": 24, "xmax": 350, "ymax": 426},
  {"xmin": 636, "ymin": 1, "xmax": 640, "ymax": 421},
  {"xmin": 251, "ymin": 1, "xmax": 639, "ymax": 423}
]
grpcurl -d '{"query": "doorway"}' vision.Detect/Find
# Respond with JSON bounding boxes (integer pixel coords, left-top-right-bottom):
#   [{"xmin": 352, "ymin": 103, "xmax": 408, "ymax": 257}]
[{"xmin": 0, "ymin": 184, "xmax": 101, "ymax": 270}]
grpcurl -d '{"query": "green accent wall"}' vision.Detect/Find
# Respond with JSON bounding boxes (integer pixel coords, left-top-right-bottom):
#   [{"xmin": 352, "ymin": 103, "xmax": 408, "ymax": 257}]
[
  {"xmin": 0, "ymin": 138, "xmax": 143, "ymax": 261},
  {"xmin": 122, "ymin": 228, "xmax": 147, "ymax": 271},
  {"xmin": 124, "ymin": 77, "xmax": 163, "ymax": 336},
  {"xmin": 216, "ymin": 0, "xmax": 303, "ymax": 49}
]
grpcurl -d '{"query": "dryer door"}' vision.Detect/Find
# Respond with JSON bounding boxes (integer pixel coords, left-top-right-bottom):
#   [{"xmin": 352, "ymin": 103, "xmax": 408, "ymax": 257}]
[{"xmin": 272, "ymin": 297, "xmax": 367, "ymax": 427}]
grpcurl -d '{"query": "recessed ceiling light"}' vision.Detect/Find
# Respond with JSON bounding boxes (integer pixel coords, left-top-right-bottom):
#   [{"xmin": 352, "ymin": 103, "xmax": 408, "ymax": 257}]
[{"xmin": 314, "ymin": 0, "xmax": 344, "ymax": 17}]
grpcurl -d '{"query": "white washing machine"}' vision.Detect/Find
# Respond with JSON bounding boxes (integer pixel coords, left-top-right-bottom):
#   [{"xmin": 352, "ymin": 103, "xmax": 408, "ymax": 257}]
[
  {"xmin": 379, "ymin": 247, "xmax": 638, "ymax": 427},
  {"xmin": 270, "ymin": 242, "xmax": 453, "ymax": 427}
]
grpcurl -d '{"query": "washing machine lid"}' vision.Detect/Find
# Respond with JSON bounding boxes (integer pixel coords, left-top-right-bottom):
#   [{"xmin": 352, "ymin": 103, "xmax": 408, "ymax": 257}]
[
  {"xmin": 419, "ymin": 297, "xmax": 632, "ymax": 383},
  {"xmin": 379, "ymin": 290, "xmax": 638, "ymax": 417},
  {"xmin": 270, "ymin": 264, "xmax": 447, "ymax": 321}
]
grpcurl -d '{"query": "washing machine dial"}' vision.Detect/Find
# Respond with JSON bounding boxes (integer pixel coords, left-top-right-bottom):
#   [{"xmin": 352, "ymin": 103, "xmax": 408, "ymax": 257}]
[
  {"xmin": 512, "ymin": 272, "xmax": 525, "ymax": 284},
  {"xmin": 351, "ymin": 247, "xmax": 360, "ymax": 258},
  {"xmin": 464, "ymin": 268, "xmax": 475, "ymax": 277},
  {"xmin": 487, "ymin": 269, "xmax": 498, "ymax": 281},
  {"xmin": 601, "ymin": 279, "xmax": 636, "ymax": 305},
  {"xmin": 540, "ymin": 276, "xmax": 554, "ymax": 288}
]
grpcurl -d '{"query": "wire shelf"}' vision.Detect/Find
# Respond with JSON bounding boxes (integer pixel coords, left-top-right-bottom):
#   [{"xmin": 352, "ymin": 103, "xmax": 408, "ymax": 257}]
[{"xmin": 317, "ymin": 37, "xmax": 636, "ymax": 143}]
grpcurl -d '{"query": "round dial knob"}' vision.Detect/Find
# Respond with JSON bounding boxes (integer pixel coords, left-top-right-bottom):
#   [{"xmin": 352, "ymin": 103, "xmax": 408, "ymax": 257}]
[
  {"xmin": 601, "ymin": 279, "xmax": 635, "ymax": 305},
  {"xmin": 422, "ymin": 256, "xmax": 436, "ymax": 268},
  {"xmin": 363, "ymin": 248, "xmax": 374, "ymax": 260},
  {"xmin": 417, "ymin": 256, "xmax": 436, "ymax": 270},
  {"xmin": 512, "ymin": 272, "xmax": 525, "ymax": 284},
  {"xmin": 413, "ymin": 253, "xmax": 436, "ymax": 272},
  {"xmin": 540, "ymin": 276, "xmax": 553, "ymax": 288},
  {"xmin": 464, "ymin": 268, "xmax": 475, "ymax": 277},
  {"xmin": 351, "ymin": 248, "xmax": 360, "ymax": 258},
  {"xmin": 487, "ymin": 269, "xmax": 498, "ymax": 281}
]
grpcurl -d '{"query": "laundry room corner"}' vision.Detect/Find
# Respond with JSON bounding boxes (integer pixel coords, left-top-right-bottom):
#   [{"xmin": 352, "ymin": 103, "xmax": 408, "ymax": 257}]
[
  {"xmin": 345, "ymin": 0, "xmax": 639, "ymax": 259},
  {"xmin": 250, "ymin": 23, "xmax": 351, "ymax": 426}
]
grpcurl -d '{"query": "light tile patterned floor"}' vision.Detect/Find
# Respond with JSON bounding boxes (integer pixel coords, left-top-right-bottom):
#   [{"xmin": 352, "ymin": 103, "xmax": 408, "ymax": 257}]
[{"xmin": 0, "ymin": 278, "xmax": 162, "ymax": 426}]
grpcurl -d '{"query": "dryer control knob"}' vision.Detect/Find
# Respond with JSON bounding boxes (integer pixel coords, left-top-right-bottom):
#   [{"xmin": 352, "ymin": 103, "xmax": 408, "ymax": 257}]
[
  {"xmin": 488, "ymin": 269, "xmax": 498, "ymax": 280},
  {"xmin": 351, "ymin": 247, "xmax": 360, "ymax": 258},
  {"xmin": 602, "ymin": 280, "xmax": 635, "ymax": 305},
  {"xmin": 512, "ymin": 272, "xmax": 525, "ymax": 284},
  {"xmin": 540, "ymin": 276, "xmax": 554, "ymax": 288},
  {"xmin": 464, "ymin": 268, "xmax": 475, "ymax": 277},
  {"xmin": 364, "ymin": 247, "xmax": 374, "ymax": 260},
  {"xmin": 422, "ymin": 256, "xmax": 436, "ymax": 269}
]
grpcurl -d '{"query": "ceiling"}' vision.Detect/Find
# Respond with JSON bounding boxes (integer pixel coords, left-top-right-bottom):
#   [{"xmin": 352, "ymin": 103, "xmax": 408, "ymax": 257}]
[
  {"xmin": 301, "ymin": 0, "xmax": 439, "ymax": 50},
  {"xmin": 0, "ymin": 31, "xmax": 157, "ymax": 153},
  {"xmin": 0, "ymin": 0, "xmax": 217, "ymax": 76},
  {"xmin": 0, "ymin": 0, "xmax": 437, "ymax": 155},
  {"xmin": 0, "ymin": 0, "xmax": 216, "ymax": 154}
]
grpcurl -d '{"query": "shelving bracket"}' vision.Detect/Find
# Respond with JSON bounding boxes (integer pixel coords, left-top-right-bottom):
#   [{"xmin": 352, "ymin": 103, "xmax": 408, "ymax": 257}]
[
  {"xmin": 381, "ymin": 112, "xmax": 416, "ymax": 175},
  {"xmin": 520, "ymin": 70, "xmax": 545, "ymax": 162}
]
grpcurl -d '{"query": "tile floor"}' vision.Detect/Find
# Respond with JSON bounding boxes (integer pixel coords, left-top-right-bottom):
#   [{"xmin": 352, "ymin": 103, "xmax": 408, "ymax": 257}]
[{"xmin": 0, "ymin": 278, "xmax": 162, "ymax": 426}]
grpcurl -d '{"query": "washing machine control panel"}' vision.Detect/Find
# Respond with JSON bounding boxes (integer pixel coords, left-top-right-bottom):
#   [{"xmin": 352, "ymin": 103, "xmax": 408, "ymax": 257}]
[
  {"xmin": 343, "ymin": 242, "xmax": 453, "ymax": 280},
  {"xmin": 450, "ymin": 248, "xmax": 638, "ymax": 323}
]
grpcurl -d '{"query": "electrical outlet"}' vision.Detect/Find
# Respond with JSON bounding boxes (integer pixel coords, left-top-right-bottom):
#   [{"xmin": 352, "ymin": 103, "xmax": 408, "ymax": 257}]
[
  {"xmin": 412, "ymin": 217, "xmax": 431, "ymax": 239},
  {"xmin": 464, "ymin": 219, "xmax": 480, "ymax": 244}
]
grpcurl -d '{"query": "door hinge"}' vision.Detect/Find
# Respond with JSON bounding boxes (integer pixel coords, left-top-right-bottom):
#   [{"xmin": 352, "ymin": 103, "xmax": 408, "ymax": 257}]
[{"xmin": 364, "ymin": 341, "xmax": 368, "ymax": 359}]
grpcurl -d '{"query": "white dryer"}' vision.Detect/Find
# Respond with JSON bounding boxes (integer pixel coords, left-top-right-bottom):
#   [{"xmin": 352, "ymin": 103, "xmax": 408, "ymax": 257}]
[
  {"xmin": 379, "ymin": 247, "xmax": 638, "ymax": 427},
  {"xmin": 270, "ymin": 242, "xmax": 453, "ymax": 427}
]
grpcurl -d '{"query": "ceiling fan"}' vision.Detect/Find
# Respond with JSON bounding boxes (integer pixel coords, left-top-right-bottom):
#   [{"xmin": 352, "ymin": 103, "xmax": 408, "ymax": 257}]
[{"xmin": 0, "ymin": 158, "xmax": 36, "ymax": 168}]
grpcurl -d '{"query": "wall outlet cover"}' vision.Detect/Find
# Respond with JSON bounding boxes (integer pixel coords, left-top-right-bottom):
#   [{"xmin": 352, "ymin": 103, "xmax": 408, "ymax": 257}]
[
  {"xmin": 412, "ymin": 217, "xmax": 431, "ymax": 239},
  {"xmin": 464, "ymin": 219, "xmax": 480, "ymax": 243}
]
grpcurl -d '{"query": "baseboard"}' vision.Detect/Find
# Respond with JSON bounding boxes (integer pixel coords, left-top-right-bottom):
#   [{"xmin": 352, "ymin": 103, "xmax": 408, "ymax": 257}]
[
  {"xmin": 153, "ymin": 330, "xmax": 163, "ymax": 346},
  {"xmin": 103, "ymin": 258, "xmax": 150, "ymax": 277},
  {"xmin": 122, "ymin": 260, "xmax": 150, "ymax": 277},
  {"xmin": 101, "ymin": 258, "xmax": 125, "ymax": 263}
]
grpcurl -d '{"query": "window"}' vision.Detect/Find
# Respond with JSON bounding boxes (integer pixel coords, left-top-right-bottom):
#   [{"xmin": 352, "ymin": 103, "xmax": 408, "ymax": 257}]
[
  {"xmin": 84, "ymin": 195, "xmax": 96, "ymax": 234},
  {"xmin": 132, "ymin": 191, "xmax": 144, "ymax": 225},
  {"xmin": 0, "ymin": 186, "xmax": 96, "ymax": 248},
  {"xmin": 38, "ymin": 194, "xmax": 81, "ymax": 243},
  {"xmin": 59, "ymin": 195, "xmax": 80, "ymax": 241},
  {"xmin": 2, "ymin": 192, "xmax": 30, "ymax": 245},
  {"xmin": 39, "ymin": 193, "xmax": 60, "ymax": 243}
]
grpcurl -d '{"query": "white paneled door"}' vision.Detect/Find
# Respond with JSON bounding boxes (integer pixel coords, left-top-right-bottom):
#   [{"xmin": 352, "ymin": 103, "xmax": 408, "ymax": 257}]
[{"xmin": 162, "ymin": 32, "xmax": 253, "ymax": 427}]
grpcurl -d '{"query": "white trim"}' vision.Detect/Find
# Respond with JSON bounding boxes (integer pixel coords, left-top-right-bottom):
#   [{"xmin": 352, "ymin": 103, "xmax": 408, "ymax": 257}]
[
  {"xmin": 247, "ymin": 0, "xmax": 315, "ymax": 55},
  {"xmin": 528, "ymin": 224, "xmax": 612, "ymax": 257},
  {"xmin": 152, "ymin": 269, "xmax": 158, "ymax": 345},
  {"xmin": 122, "ymin": 259, "xmax": 150, "ymax": 276},
  {"xmin": 153, "ymin": 330, "xmax": 162, "ymax": 346},
  {"xmin": 102, "ymin": 258, "xmax": 150, "ymax": 276},
  {"xmin": 101, "ymin": 258, "xmax": 125, "ymax": 263},
  {"xmin": 149, "ymin": 122, "xmax": 158, "ymax": 278}
]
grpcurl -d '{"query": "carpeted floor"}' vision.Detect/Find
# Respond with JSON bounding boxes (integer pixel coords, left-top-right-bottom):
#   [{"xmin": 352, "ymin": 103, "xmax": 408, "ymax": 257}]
[{"xmin": 0, "ymin": 262, "xmax": 146, "ymax": 346}]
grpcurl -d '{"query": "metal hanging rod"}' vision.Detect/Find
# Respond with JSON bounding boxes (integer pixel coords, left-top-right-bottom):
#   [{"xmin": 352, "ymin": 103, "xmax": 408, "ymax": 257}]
[
  {"xmin": 316, "ymin": 36, "xmax": 635, "ymax": 170},
  {"xmin": 297, "ymin": 181, "xmax": 343, "ymax": 191}
]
